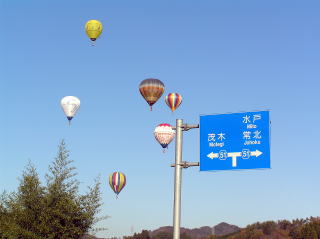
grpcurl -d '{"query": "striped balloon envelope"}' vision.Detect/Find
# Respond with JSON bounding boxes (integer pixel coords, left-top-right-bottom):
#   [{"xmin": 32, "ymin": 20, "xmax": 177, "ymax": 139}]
[
  {"xmin": 165, "ymin": 93, "xmax": 182, "ymax": 112},
  {"xmin": 139, "ymin": 78, "xmax": 165, "ymax": 111},
  {"xmin": 154, "ymin": 123, "xmax": 175, "ymax": 152},
  {"xmin": 109, "ymin": 172, "xmax": 126, "ymax": 197}
]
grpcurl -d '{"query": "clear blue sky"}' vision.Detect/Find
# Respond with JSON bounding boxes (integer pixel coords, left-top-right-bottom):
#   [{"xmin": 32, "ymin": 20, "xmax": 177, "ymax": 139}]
[{"xmin": 1, "ymin": 0, "xmax": 319, "ymax": 238}]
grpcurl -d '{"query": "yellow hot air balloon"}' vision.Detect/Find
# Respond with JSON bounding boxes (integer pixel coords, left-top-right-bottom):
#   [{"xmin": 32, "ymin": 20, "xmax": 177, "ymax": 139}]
[{"xmin": 85, "ymin": 20, "xmax": 103, "ymax": 42}]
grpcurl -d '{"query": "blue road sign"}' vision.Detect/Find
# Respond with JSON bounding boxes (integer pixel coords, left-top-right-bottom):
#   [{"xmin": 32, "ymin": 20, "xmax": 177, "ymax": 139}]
[{"xmin": 200, "ymin": 111, "xmax": 271, "ymax": 171}]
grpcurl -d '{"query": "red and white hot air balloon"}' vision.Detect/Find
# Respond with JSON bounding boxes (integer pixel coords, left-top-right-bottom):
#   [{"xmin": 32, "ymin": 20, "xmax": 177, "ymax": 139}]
[
  {"xmin": 165, "ymin": 93, "xmax": 182, "ymax": 112},
  {"xmin": 154, "ymin": 123, "xmax": 175, "ymax": 152}
]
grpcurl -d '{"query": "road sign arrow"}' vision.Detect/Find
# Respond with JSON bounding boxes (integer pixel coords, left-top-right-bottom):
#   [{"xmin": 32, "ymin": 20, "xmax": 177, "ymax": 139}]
[
  {"xmin": 206, "ymin": 150, "xmax": 263, "ymax": 167},
  {"xmin": 207, "ymin": 152, "xmax": 218, "ymax": 159},
  {"xmin": 250, "ymin": 150, "xmax": 263, "ymax": 157},
  {"xmin": 227, "ymin": 152, "xmax": 242, "ymax": 167}
]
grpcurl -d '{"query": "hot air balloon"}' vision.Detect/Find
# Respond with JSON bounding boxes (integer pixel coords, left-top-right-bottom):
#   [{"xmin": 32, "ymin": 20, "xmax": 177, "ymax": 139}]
[
  {"xmin": 109, "ymin": 172, "xmax": 126, "ymax": 197},
  {"xmin": 154, "ymin": 123, "xmax": 175, "ymax": 152},
  {"xmin": 85, "ymin": 20, "xmax": 103, "ymax": 44},
  {"xmin": 139, "ymin": 78, "xmax": 165, "ymax": 111},
  {"xmin": 60, "ymin": 96, "xmax": 80, "ymax": 125},
  {"xmin": 165, "ymin": 93, "xmax": 182, "ymax": 112}
]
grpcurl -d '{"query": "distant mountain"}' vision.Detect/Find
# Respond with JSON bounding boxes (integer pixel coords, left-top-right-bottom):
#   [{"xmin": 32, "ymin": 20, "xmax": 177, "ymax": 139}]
[
  {"xmin": 213, "ymin": 222, "xmax": 241, "ymax": 236},
  {"xmin": 150, "ymin": 222, "xmax": 240, "ymax": 238}
]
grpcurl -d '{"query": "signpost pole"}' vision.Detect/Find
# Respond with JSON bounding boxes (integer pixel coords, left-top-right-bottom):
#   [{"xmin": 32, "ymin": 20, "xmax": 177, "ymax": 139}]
[
  {"xmin": 173, "ymin": 119, "xmax": 183, "ymax": 239},
  {"xmin": 170, "ymin": 111, "xmax": 270, "ymax": 239}
]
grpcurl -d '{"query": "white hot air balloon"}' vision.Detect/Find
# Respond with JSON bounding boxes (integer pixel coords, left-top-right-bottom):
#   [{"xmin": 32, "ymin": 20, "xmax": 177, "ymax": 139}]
[
  {"xmin": 154, "ymin": 123, "xmax": 175, "ymax": 152},
  {"xmin": 60, "ymin": 96, "xmax": 80, "ymax": 125}
]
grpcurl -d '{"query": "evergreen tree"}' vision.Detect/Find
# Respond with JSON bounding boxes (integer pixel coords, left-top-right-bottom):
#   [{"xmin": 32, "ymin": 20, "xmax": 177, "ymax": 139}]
[{"xmin": 0, "ymin": 140, "xmax": 105, "ymax": 239}]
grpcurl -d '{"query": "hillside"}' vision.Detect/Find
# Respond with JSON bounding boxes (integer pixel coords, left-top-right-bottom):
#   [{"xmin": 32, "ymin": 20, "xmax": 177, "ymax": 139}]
[
  {"xmin": 219, "ymin": 217, "xmax": 320, "ymax": 239},
  {"xmin": 149, "ymin": 222, "xmax": 240, "ymax": 238},
  {"xmin": 122, "ymin": 217, "xmax": 320, "ymax": 239},
  {"xmin": 122, "ymin": 222, "xmax": 239, "ymax": 239}
]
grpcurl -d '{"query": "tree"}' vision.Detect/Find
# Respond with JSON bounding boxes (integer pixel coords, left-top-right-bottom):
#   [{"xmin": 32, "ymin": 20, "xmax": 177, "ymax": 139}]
[
  {"xmin": 0, "ymin": 163, "xmax": 45, "ymax": 239},
  {"xmin": 299, "ymin": 224, "xmax": 317, "ymax": 239},
  {"xmin": 124, "ymin": 230, "xmax": 151, "ymax": 239},
  {"xmin": 206, "ymin": 236, "xmax": 217, "ymax": 239},
  {"xmin": 0, "ymin": 140, "xmax": 105, "ymax": 239},
  {"xmin": 292, "ymin": 220, "xmax": 320, "ymax": 239},
  {"xmin": 260, "ymin": 221, "xmax": 276, "ymax": 235},
  {"xmin": 153, "ymin": 231, "xmax": 172, "ymax": 239},
  {"xmin": 278, "ymin": 220, "xmax": 292, "ymax": 230},
  {"xmin": 180, "ymin": 232, "xmax": 191, "ymax": 239}
]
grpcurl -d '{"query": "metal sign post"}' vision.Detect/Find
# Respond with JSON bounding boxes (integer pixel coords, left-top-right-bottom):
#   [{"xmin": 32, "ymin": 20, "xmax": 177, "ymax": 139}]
[
  {"xmin": 171, "ymin": 111, "xmax": 270, "ymax": 239},
  {"xmin": 172, "ymin": 119, "xmax": 199, "ymax": 239}
]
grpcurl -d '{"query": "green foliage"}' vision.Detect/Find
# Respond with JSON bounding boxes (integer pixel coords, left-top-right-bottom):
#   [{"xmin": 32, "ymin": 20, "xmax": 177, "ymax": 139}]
[{"xmin": 0, "ymin": 140, "xmax": 105, "ymax": 239}]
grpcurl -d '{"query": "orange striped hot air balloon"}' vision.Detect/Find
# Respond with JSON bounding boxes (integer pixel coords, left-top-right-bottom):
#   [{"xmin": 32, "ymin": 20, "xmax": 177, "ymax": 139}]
[
  {"xmin": 165, "ymin": 93, "xmax": 182, "ymax": 112},
  {"xmin": 139, "ymin": 78, "xmax": 165, "ymax": 111},
  {"xmin": 109, "ymin": 172, "xmax": 126, "ymax": 197}
]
